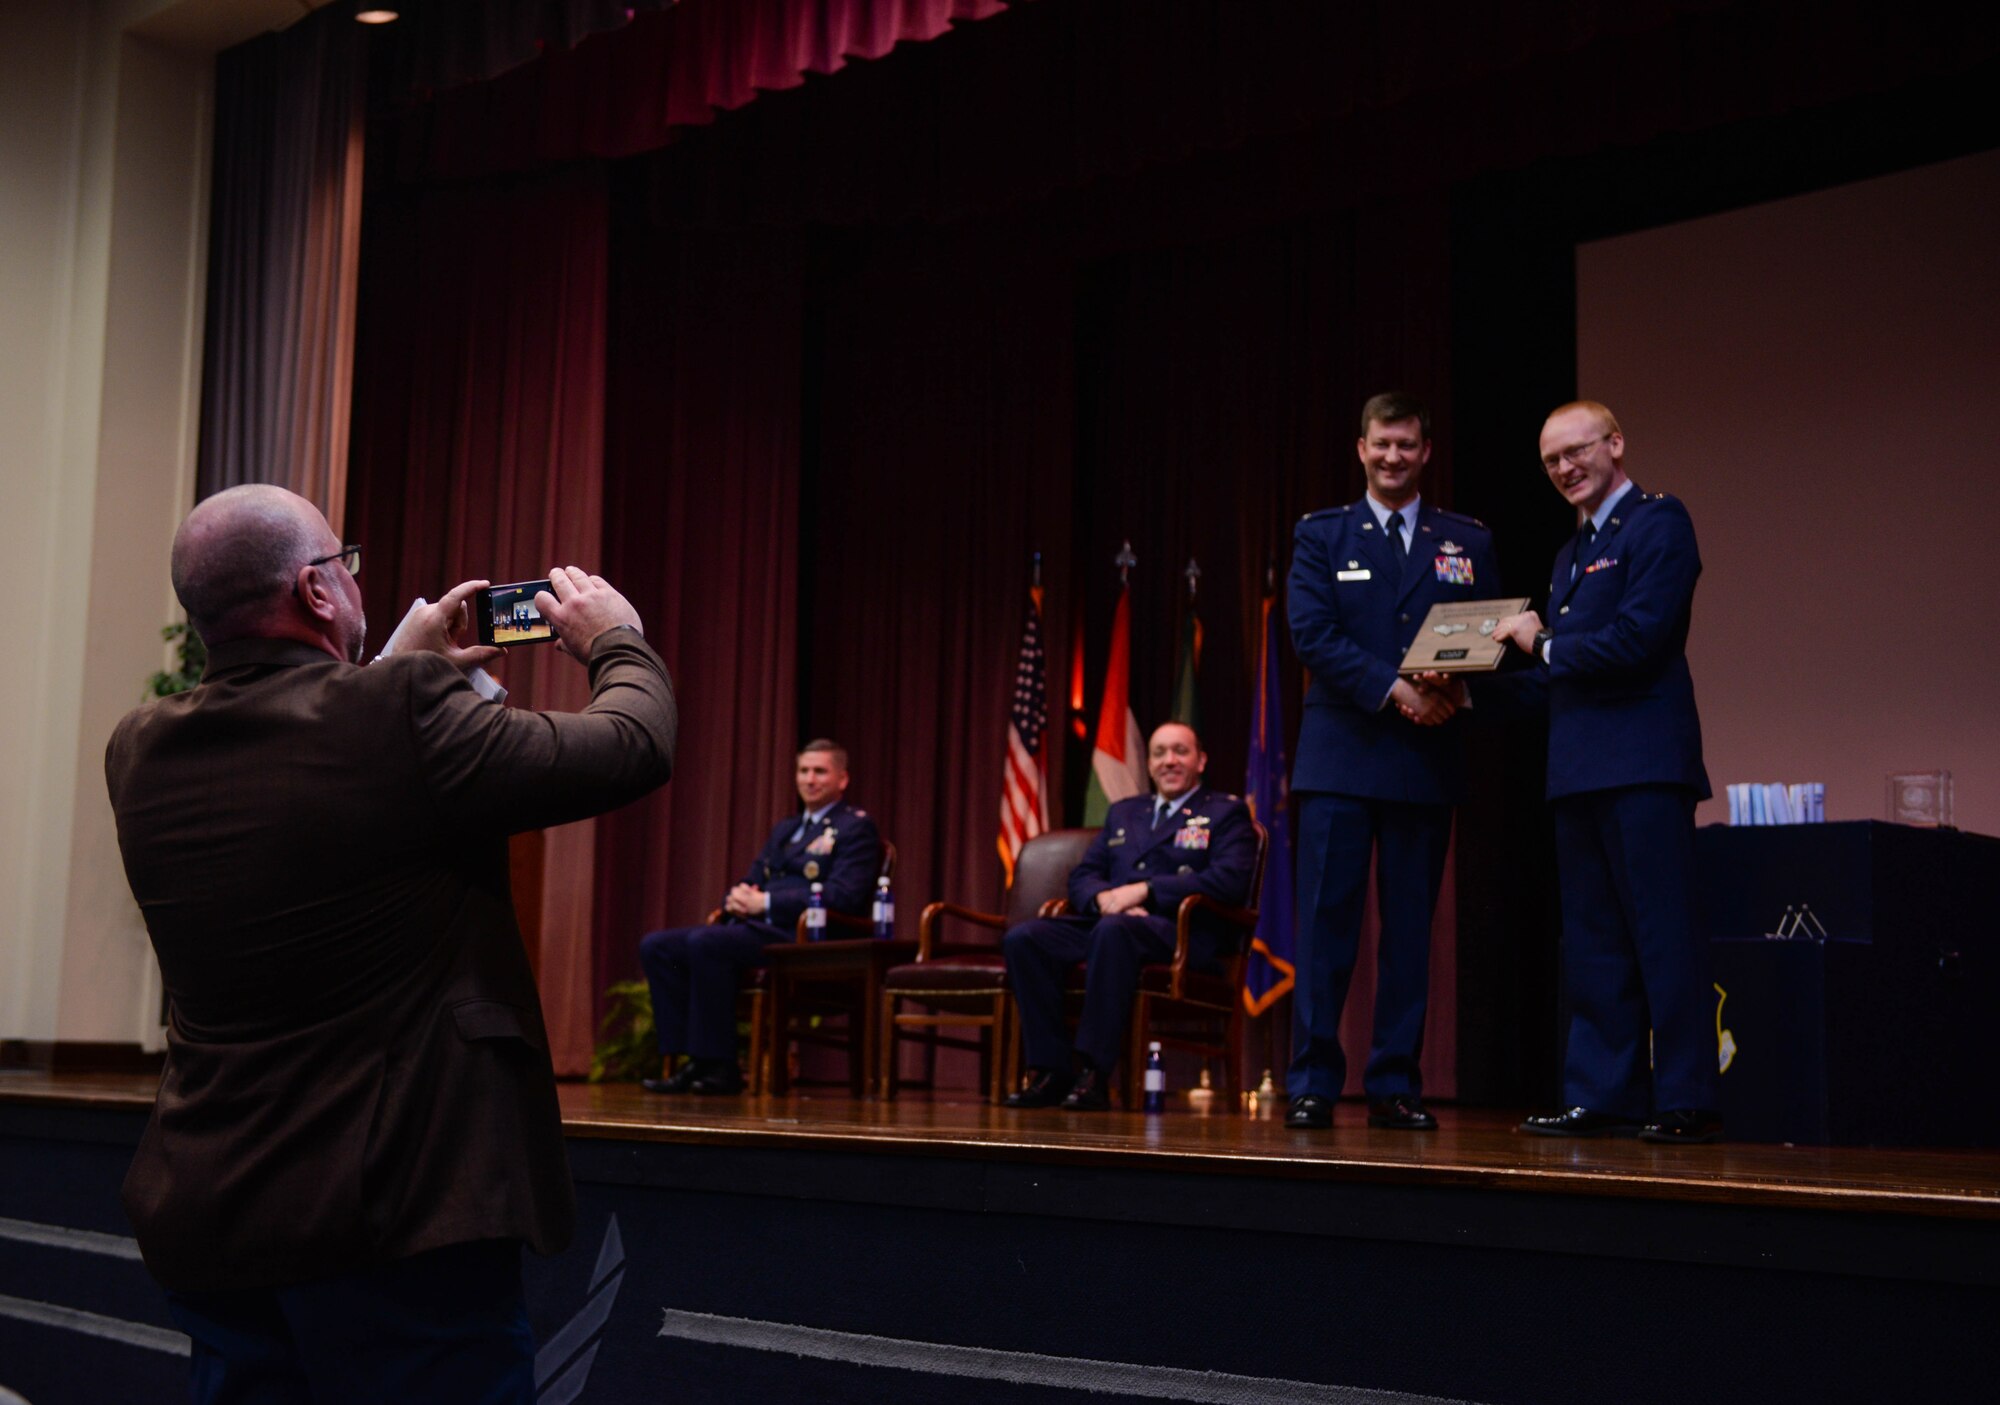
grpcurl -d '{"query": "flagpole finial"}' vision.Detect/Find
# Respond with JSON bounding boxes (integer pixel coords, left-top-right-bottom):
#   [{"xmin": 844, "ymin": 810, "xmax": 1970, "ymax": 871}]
[
  {"xmin": 1183, "ymin": 556, "xmax": 1201, "ymax": 601},
  {"xmin": 1031, "ymin": 549, "xmax": 1042, "ymax": 590},
  {"xmin": 1264, "ymin": 551, "xmax": 1277, "ymax": 595},
  {"xmin": 1115, "ymin": 539, "xmax": 1137, "ymax": 584}
]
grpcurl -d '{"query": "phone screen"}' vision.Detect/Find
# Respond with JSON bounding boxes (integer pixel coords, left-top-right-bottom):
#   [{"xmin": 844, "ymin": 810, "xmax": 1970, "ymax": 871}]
[{"xmin": 476, "ymin": 580, "xmax": 556, "ymax": 647}]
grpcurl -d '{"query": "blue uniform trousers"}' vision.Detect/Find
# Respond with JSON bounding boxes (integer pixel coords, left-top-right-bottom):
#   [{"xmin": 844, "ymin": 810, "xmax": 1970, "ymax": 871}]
[
  {"xmin": 1003, "ymin": 913, "xmax": 1220, "ymax": 1074},
  {"xmin": 1552, "ymin": 784, "xmax": 1720, "ymax": 1116},
  {"xmin": 638, "ymin": 922, "xmax": 780, "ymax": 1062},
  {"xmin": 166, "ymin": 1238, "xmax": 533, "ymax": 1405},
  {"xmin": 1288, "ymin": 792, "xmax": 1452, "ymax": 1100}
]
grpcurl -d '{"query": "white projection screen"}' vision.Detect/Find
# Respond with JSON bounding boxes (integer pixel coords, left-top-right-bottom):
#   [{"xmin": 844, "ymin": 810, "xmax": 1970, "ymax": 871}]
[{"xmin": 1576, "ymin": 148, "xmax": 2000, "ymax": 838}]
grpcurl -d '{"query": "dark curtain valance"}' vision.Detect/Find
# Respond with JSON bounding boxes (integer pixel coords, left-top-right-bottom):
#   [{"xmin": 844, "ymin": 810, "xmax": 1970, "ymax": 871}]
[{"xmin": 381, "ymin": 0, "xmax": 1011, "ymax": 181}]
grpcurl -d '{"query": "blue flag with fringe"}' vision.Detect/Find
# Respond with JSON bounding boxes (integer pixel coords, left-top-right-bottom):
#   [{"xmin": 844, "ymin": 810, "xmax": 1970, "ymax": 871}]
[{"xmin": 1242, "ymin": 591, "xmax": 1295, "ymax": 1016}]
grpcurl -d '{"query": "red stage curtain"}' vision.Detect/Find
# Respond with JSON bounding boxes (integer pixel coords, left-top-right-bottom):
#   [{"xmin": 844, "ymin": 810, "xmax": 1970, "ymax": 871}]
[
  {"xmin": 590, "ymin": 215, "xmax": 807, "ymax": 996},
  {"xmin": 198, "ymin": 5, "xmax": 365, "ymax": 526},
  {"xmin": 806, "ymin": 248, "xmax": 1077, "ymax": 918},
  {"xmin": 346, "ymin": 165, "xmax": 610, "ymax": 1074}
]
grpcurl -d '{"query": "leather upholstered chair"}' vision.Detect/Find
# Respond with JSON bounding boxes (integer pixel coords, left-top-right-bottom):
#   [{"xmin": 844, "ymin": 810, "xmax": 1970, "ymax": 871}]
[
  {"xmin": 1054, "ymin": 818, "xmax": 1267, "ymax": 1106},
  {"xmin": 878, "ymin": 828, "xmax": 1097, "ymax": 1103}
]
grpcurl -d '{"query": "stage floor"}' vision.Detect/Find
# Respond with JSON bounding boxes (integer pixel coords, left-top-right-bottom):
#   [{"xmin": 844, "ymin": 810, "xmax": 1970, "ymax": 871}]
[{"xmin": 8, "ymin": 1069, "xmax": 1997, "ymax": 1220}]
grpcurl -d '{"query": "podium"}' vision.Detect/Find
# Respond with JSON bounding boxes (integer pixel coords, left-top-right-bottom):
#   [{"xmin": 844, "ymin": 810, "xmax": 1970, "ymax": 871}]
[{"xmin": 1698, "ymin": 820, "xmax": 2000, "ymax": 1146}]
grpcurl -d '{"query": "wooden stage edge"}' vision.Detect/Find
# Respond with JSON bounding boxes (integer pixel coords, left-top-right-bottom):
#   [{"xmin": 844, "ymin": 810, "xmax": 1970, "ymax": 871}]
[{"xmin": 8, "ymin": 1069, "xmax": 1998, "ymax": 1221}]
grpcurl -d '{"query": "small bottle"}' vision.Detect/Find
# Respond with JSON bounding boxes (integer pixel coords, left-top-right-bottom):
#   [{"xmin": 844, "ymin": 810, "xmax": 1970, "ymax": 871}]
[
  {"xmin": 1187, "ymin": 1067, "xmax": 1215, "ymax": 1116},
  {"xmin": 1256, "ymin": 1068, "xmax": 1279, "ymax": 1120},
  {"xmin": 1143, "ymin": 1041, "xmax": 1166, "ymax": 1113},
  {"xmin": 871, "ymin": 875, "xmax": 895, "ymax": 940},
  {"xmin": 805, "ymin": 882, "xmax": 827, "ymax": 940}
]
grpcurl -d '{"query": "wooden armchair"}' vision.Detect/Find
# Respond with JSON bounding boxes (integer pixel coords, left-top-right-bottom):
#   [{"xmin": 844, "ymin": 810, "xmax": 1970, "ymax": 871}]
[
  {"xmin": 878, "ymin": 828, "xmax": 1096, "ymax": 1103},
  {"xmin": 713, "ymin": 839, "xmax": 897, "ymax": 1095},
  {"xmin": 760, "ymin": 840, "xmax": 900, "ymax": 1095},
  {"xmin": 1056, "ymin": 819, "xmax": 1268, "ymax": 1107}
]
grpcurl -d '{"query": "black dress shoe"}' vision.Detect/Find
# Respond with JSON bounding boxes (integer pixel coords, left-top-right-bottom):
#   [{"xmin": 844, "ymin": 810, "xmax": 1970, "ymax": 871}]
[
  {"xmin": 1002, "ymin": 1067, "xmax": 1074, "ymax": 1109},
  {"xmin": 1367, "ymin": 1093, "xmax": 1438, "ymax": 1130},
  {"xmin": 1058, "ymin": 1065, "xmax": 1110, "ymax": 1111},
  {"xmin": 1639, "ymin": 1109, "xmax": 1724, "ymax": 1144},
  {"xmin": 640, "ymin": 1061, "xmax": 701, "ymax": 1095},
  {"xmin": 687, "ymin": 1063, "xmax": 746, "ymax": 1096},
  {"xmin": 1519, "ymin": 1106, "xmax": 1643, "ymax": 1137},
  {"xmin": 1285, "ymin": 1093, "xmax": 1334, "ymax": 1129}
]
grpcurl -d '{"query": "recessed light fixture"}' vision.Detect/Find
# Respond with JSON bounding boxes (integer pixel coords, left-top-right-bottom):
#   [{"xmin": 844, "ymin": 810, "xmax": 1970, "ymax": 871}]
[{"xmin": 355, "ymin": 7, "xmax": 400, "ymax": 22}]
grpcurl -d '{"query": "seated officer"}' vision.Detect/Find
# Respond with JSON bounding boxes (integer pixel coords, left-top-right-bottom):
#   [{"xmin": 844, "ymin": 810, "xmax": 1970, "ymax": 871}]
[
  {"xmin": 1002, "ymin": 722, "xmax": 1257, "ymax": 1110},
  {"xmin": 638, "ymin": 739, "xmax": 881, "ymax": 1094}
]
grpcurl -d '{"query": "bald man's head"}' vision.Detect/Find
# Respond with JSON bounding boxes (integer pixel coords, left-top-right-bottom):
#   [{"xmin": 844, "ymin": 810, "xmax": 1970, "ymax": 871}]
[{"xmin": 172, "ymin": 485, "xmax": 357, "ymax": 655}]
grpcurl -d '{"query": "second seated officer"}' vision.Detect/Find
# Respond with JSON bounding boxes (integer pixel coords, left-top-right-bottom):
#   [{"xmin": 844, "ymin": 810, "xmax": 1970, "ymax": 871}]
[
  {"xmin": 1002, "ymin": 722, "xmax": 1257, "ymax": 1110},
  {"xmin": 637, "ymin": 739, "xmax": 881, "ymax": 1094},
  {"xmin": 1285, "ymin": 391, "xmax": 1500, "ymax": 1131}
]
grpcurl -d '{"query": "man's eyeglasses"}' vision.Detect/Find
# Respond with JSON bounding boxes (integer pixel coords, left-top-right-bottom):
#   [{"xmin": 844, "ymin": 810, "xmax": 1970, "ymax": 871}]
[
  {"xmin": 306, "ymin": 545, "xmax": 362, "ymax": 577},
  {"xmin": 1541, "ymin": 435, "xmax": 1610, "ymax": 473}
]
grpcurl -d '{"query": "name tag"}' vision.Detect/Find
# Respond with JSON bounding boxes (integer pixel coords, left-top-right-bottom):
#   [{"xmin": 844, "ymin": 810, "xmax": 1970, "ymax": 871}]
[{"xmin": 1336, "ymin": 569, "xmax": 1372, "ymax": 582}]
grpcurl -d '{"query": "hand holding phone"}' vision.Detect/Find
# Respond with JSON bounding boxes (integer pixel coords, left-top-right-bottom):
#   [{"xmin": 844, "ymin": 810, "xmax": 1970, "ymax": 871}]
[
  {"xmin": 391, "ymin": 580, "xmax": 506, "ymax": 673},
  {"xmin": 532, "ymin": 566, "xmax": 645, "ymax": 658}
]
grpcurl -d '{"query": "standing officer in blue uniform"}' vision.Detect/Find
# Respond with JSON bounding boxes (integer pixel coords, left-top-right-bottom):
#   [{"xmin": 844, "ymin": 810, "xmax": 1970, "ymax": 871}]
[
  {"xmin": 1002, "ymin": 722, "xmax": 1258, "ymax": 1110},
  {"xmin": 1493, "ymin": 400, "xmax": 1722, "ymax": 1144},
  {"xmin": 1285, "ymin": 391, "xmax": 1500, "ymax": 1131},
  {"xmin": 637, "ymin": 739, "xmax": 881, "ymax": 1094}
]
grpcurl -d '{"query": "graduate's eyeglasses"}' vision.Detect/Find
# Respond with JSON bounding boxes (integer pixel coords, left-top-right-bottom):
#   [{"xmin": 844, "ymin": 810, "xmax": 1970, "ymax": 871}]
[
  {"xmin": 1541, "ymin": 436, "xmax": 1610, "ymax": 473},
  {"xmin": 305, "ymin": 545, "xmax": 362, "ymax": 577}
]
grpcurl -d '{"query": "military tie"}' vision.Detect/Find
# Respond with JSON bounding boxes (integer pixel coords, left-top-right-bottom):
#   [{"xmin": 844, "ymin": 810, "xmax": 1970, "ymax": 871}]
[
  {"xmin": 1387, "ymin": 510, "xmax": 1407, "ymax": 566},
  {"xmin": 1570, "ymin": 520, "xmax": 1596, "ymax": 581}
]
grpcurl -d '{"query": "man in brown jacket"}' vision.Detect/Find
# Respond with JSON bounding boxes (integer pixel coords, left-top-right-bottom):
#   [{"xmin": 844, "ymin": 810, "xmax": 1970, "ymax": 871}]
[{"xmin": 105, "ymin": 484, "xmax": 676, "ymax": 1403}]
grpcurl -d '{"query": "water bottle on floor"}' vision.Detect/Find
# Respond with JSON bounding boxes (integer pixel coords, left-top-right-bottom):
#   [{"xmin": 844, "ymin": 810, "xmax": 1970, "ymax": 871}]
[{"xmin": 1143, "ymin": 1041, "xmax": 1166, "ymax": 1113}]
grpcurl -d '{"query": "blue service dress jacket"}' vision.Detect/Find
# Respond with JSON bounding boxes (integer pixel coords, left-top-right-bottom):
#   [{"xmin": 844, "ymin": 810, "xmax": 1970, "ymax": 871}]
[
  {"xmin": 741, "ymin": 800, "xmax": 882, "ymax": 929},
  {"xmin": 1066, "ymin": 789, "xmax": 1259, "ymax": 941},
  {"xmin": 1289, "ymin": 498, "xmax": 1502, "ymax": 803},
  {"xmin": 1542, "ymin": 488, "xmax": 1710, "ymax": 800}
]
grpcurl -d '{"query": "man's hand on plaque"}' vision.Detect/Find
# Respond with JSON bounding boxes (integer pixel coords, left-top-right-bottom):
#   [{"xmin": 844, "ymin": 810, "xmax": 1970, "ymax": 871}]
[{"xmin": 1492, "ymin": 610, "xmax": 1544, "ymax": 654}]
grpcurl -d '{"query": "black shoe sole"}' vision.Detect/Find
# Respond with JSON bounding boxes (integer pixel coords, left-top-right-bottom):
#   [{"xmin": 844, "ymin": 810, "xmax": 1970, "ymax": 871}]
[
  {"xmin": 1367, "ymin": 1116, "xmax": 1439, "ymax": 1130},
  {"xmin": 1518, "ymin": 1121, "xmax": 1641, "ymax": 1138},
  {"xmin": 1637, "ymin": 1127, "xmax": 1724, "ymax": 1144}
]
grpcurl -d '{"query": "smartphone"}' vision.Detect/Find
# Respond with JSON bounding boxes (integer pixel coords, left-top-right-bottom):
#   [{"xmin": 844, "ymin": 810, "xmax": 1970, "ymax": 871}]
[{"xmin": 474, "ymin": 580, "xmax": 557, "ymax": 647}]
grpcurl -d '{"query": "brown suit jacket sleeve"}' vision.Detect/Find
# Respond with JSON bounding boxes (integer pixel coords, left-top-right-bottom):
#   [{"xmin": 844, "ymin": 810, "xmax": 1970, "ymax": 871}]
[{"xmin": 402, "ymin": 626, "xmax": 677, "ymax": 834}]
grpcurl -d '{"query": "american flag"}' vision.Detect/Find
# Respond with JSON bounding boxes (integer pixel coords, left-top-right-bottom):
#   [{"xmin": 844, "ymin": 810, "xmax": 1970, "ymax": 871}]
[{"xmin": 998, "ymin": 586, "xmax": 1051, "ymax": 884}]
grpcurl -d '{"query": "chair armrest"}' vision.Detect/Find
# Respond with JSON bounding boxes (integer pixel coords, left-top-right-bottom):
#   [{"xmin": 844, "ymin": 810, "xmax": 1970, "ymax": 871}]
[
  {"xmin": 1040, "ymin": 898, "xmax": 1072, "ymax": 918},
  {"xmin": 706, "ymin": 907, "xmax": 724, "ymax": 924},
  {"xmin": 917, "ymin": 901, "xmax": 1008, "ymax": 960},
  {"xmin": 1169, "ymin": 893, "xmax": 1262, "ymax": 999}
]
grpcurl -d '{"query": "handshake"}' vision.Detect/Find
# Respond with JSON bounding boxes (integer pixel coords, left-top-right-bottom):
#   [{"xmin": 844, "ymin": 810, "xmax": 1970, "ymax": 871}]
[{"xmin": 1389, "ymin": 671, "xmax": 1466, "ymax": 726}]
